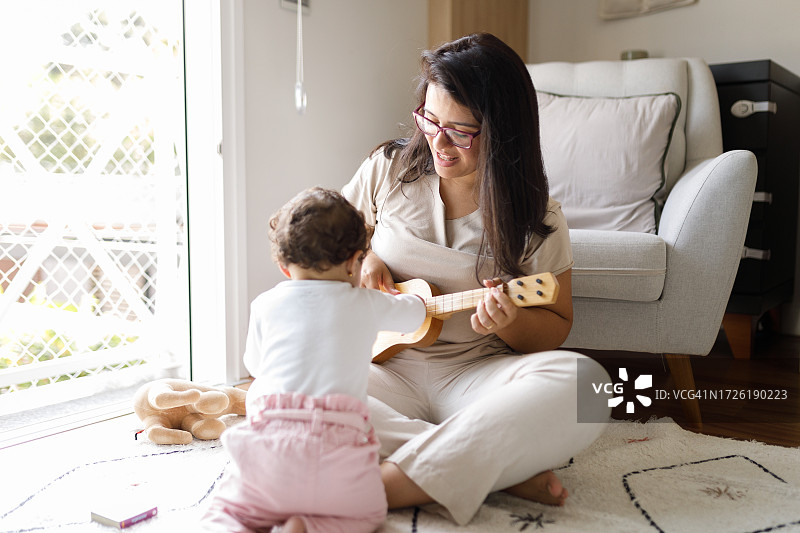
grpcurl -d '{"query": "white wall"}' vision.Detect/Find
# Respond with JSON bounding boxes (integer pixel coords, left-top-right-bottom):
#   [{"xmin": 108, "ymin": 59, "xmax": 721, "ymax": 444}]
[
  {"xmin": 241, "ymin": 0, "xmax": 428, "ymax": 300},
  {"xmin": 528, "ymin": 0, "xmax": 800, "ymax": 74},
  {"xmin": 527, "ymin": 0, "xmax": 800, "ymax": 334}
]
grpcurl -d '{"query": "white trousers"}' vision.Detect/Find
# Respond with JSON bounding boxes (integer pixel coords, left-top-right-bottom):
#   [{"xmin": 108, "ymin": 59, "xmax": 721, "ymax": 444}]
[{"xmin": 368, "ymin": 350, "xmax": 610, "ymax": 525}]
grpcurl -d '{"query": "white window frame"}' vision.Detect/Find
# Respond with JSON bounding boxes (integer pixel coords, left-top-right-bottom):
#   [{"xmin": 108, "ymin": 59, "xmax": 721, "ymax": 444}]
[{"xmin": 185, "ymin": 0, "xmax": 248, "ymax": 385}]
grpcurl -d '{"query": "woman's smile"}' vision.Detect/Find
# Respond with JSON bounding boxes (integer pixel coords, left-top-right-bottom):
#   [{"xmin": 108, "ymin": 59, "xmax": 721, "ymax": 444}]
[{"xmin": 435, "ymin": 150, "xmax": 459, "ymax": 166}]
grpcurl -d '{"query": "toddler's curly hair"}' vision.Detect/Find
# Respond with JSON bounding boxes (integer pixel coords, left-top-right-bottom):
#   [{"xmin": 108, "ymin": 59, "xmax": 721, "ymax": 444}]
[{"xmin": 269, "ymin": 187, "xmax": 371, "ymax": 272}]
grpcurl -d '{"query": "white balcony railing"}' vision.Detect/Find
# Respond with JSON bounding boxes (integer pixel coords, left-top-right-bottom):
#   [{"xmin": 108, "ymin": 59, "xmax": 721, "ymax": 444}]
[{"xmin": 0, "ymin": 1, "xmax": 190, "ymax": 415}]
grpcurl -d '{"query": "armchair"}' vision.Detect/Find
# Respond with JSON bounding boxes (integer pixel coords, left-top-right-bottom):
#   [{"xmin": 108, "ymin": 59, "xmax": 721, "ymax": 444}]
[{"xmin": 527, "ymin": 58, "xmax": 758, "ymax": 427}]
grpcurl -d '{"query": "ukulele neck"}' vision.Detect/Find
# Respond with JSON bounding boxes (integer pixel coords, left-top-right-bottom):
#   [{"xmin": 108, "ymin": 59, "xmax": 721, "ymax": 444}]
[{"xmin": 425, "ymin": 285, "xmax": 506, "ymax": 317}]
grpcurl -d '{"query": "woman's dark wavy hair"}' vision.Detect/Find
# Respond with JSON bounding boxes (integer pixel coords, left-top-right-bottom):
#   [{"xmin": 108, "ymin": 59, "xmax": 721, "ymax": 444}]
[{"xmin": 374, "ymin": 32, "xmax": 553, "ymax": 279}]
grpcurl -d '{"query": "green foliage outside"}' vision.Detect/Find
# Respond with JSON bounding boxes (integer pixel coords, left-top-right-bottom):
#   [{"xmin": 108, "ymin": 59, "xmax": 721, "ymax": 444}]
[{"xmin": 0, "ymin": 283, "xmax": 141, "ymax": 394}]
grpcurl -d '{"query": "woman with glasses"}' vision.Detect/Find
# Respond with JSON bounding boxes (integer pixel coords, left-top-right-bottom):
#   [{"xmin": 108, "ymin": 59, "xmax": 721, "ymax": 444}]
[{"xmin": 343, "ymin": 33, "xmax": 610, "ymax": 526}]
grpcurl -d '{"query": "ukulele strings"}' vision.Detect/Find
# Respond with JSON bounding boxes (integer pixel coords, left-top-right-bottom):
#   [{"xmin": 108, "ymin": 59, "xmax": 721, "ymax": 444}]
[{"xmin": 424, "ymin": 287, "xmax": 499, "ymax": 315}]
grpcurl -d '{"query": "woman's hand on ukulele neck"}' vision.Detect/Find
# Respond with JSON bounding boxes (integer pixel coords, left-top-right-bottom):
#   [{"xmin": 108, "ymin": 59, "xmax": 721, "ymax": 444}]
[
  {"xmin": 471, "ymin": 278, "xmax": 518, "ymax": 335},
  {"xmin": 360, "ymin": 251, "xmax": 399, "ymax": 294}
]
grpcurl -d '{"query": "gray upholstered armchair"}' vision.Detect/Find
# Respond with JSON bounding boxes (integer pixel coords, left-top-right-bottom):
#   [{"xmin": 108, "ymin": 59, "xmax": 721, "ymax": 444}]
[{"xmin": 527, "ymin": 58, "xmax": 758, "ymax": 427}]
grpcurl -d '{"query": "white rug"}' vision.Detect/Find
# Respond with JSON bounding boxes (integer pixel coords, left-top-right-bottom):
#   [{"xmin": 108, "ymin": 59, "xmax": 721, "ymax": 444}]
[{"xmin": 2, "ymin": 415, "xmax": 799, "ymax": 532}]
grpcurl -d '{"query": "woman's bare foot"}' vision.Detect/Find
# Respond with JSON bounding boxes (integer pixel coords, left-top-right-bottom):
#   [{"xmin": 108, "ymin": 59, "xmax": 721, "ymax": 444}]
[
  {"xmin": 504, "ymin": 470, "xmax": 568, "ymax": 506},
  {"xmin": 277, "ymin": 516, "xmax": 306, "ymax": 533}
]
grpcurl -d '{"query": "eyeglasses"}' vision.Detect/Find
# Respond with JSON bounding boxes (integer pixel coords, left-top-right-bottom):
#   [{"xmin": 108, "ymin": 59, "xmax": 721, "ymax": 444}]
[{"xmin": 413, "ymin": 104, "xmax": 481, "ymax": 149}]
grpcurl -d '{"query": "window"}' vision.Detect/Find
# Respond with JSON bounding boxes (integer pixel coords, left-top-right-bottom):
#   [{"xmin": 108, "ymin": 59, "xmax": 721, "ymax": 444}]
[{"xmin": 0, "ymin": 1, "xmax": 190, "ymax": 416}]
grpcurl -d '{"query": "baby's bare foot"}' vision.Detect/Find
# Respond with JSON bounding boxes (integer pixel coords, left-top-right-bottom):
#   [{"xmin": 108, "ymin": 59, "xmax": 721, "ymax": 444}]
[{"xmin": 504, "ymin": 470, "xmax": 568, "ymax": 506}]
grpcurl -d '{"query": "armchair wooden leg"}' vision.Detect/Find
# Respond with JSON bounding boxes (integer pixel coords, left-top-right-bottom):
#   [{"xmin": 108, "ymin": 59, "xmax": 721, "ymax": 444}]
[
  {"xmin": 722, "ymin": 312, "xmax": 755, "ymax": 359},
  {"xmin": 664, "ymin": 354, "xmax": 703, "ymax": 431}
]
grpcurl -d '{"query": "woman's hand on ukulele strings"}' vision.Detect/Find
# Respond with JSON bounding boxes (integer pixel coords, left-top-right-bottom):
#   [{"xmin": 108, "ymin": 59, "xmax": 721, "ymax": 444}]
[
  {"xmin": 360, "ymin": 251, "xmax": 399, "ymax": 294},
  {"xmin": 471, "ymin": 278, "xmax": 517, "ymax": 335}
]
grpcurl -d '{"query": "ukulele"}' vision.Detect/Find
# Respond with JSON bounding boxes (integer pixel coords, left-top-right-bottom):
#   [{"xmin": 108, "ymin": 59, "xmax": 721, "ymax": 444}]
[{"xmin": 371, "ymin": 272, "xmax": 559, "ymax": 363}]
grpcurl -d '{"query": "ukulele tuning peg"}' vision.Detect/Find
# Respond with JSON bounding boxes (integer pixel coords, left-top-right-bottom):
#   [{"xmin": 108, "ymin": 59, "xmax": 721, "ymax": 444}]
[
  {"xmin": 536, "ymin": 278, "xmax": 543, "ymax": 284},
  {"xmin": 536, "ymin": 290, "xmax": 543, "ymax": 296},
  {"xmin": 517, "ymin": 295, "xmax": 524, "ymax": 300},
  {"xmin": 516, "ymin": 280, "xmax": 524, "ymax": 286}
]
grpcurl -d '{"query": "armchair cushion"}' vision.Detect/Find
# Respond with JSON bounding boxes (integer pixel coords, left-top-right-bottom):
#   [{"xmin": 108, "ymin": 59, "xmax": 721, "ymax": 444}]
[
  {"xmin": 570, "ymin": 229, "xmax": 666, "ymax": 302},
  {"xmin": 538, "ymin": 91, "xmax": 681, "ymax": 233}
]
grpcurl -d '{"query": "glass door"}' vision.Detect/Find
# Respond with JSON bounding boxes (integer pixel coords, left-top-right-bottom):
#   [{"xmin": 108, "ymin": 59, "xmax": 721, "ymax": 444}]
[{"xmin": 0, "ymin": 1, "xmax": 190, "ymax": 417}]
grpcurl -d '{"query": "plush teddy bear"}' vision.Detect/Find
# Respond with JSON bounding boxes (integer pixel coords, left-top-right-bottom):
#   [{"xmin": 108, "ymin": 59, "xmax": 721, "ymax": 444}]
[{"xmin": 133, "ymin": 378, "xmax": 247, "ymax": 445}]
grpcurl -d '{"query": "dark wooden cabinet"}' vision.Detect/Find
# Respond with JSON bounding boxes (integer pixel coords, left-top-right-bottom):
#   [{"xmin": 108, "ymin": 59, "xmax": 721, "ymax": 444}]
[{"xmin": 710, "ymin": 60, "xmax": 800, "ymax": 357}]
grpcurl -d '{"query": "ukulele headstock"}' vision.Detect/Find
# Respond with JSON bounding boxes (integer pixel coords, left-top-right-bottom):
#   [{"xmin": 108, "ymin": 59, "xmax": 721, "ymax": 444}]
[{"xmin": 505, "ymin": 273, "xmax": 560, "ymax": 307}]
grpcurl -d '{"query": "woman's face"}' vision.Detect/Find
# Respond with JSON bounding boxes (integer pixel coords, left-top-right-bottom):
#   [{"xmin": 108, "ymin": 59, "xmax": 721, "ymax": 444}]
[{"xmin": 421, "ymin": 84, "xmax": 481, "ymax": 182}]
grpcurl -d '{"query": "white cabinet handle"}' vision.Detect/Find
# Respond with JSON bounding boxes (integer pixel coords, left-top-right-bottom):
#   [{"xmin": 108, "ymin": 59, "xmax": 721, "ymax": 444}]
[
  {"xmin": 731, "ymin": 99, "xmax": 777, "ymax": 118},
  {"xmin": 741, "ymin": 246, "xmax": 771, "ymax": 260},
  {"xmin": 753, "ymin": 192, "xmax": 773, "ymax": 204}
]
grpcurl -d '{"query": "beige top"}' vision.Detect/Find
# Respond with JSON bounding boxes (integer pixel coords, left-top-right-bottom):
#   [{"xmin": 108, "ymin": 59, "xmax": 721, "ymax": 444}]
[{"xmin": 343, "ymin": 150, "xmax": 573, "ymax": 361}]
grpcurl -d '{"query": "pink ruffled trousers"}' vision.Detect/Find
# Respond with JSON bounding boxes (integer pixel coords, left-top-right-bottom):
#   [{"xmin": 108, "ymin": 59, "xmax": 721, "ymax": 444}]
[{"xmin": 202, "ymin": 392, "xmax": 387, "ymax": 533}]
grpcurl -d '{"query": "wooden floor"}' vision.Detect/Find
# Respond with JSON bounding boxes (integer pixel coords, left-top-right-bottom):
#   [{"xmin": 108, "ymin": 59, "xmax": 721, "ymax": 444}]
[{"xmin": 576, "ymin": 329, "xmax": 800, "ymax": 447}]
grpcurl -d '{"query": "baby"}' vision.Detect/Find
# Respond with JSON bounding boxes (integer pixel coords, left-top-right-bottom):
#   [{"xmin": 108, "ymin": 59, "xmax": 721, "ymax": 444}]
[{"xmin": 202, "ymin": 187, "xmax": 426, "ymax": 533}]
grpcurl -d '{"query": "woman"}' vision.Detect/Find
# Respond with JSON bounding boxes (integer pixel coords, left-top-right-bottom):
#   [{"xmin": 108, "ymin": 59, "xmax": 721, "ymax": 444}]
[{"xmin": 343, "ymin": 33, "xmax": 610, "ymax": 526}]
